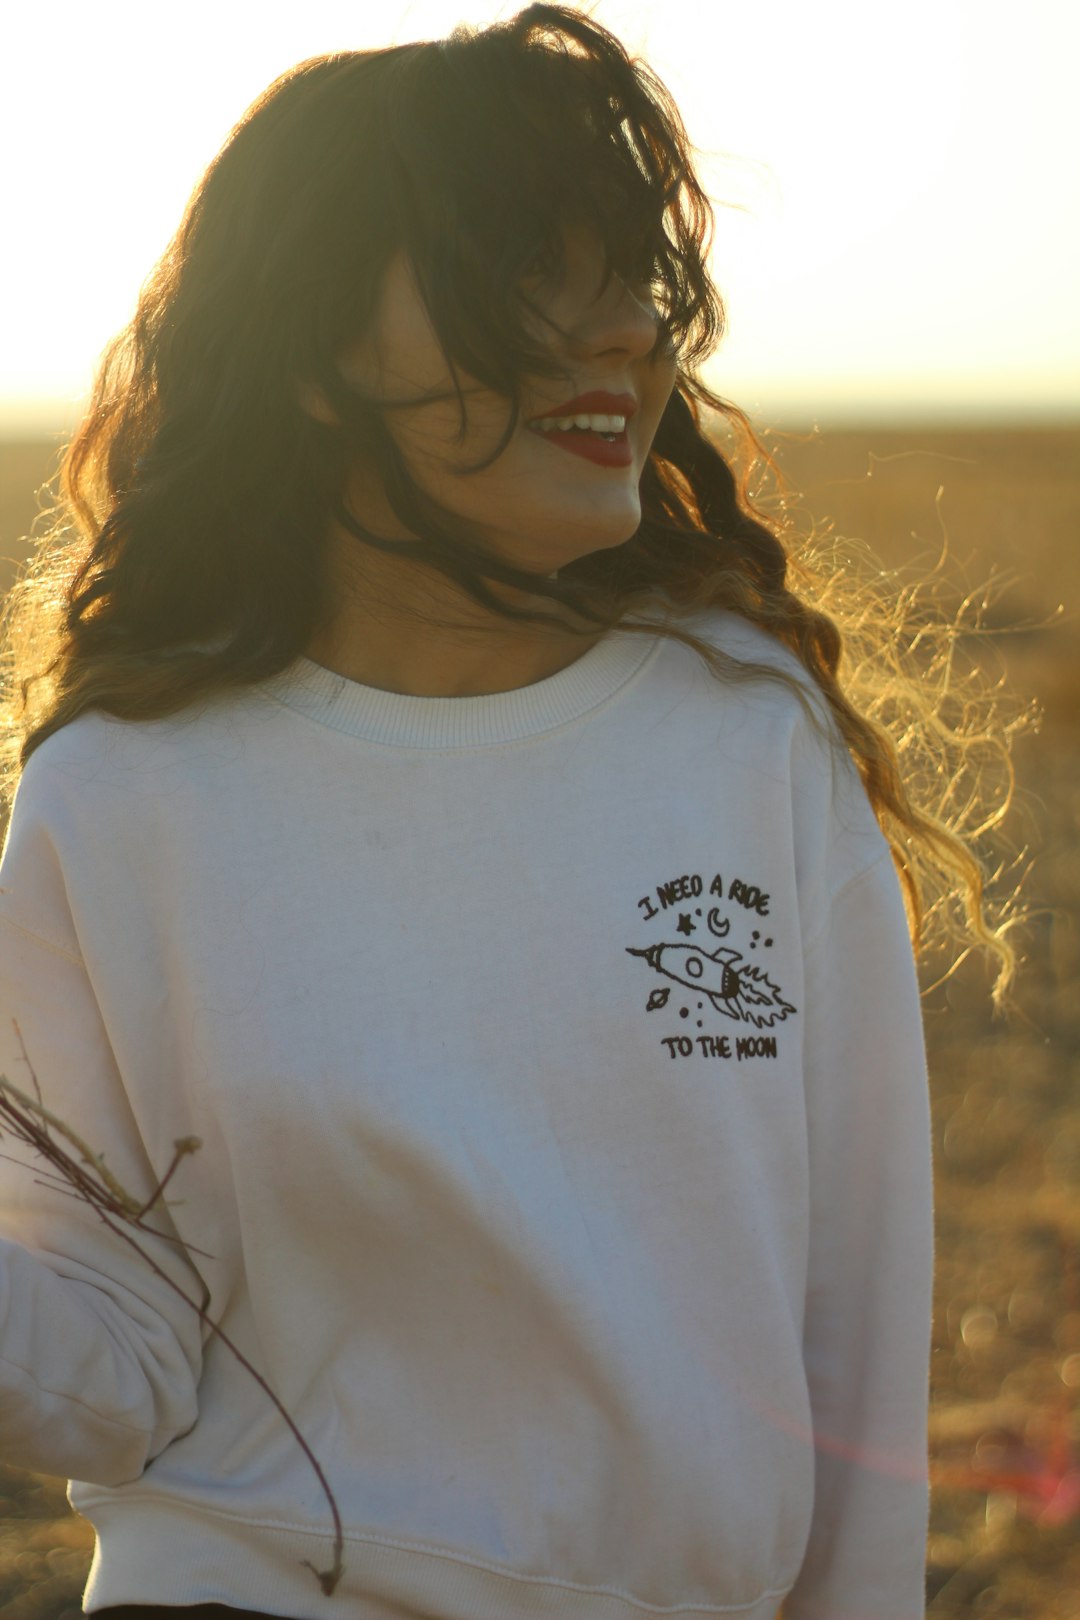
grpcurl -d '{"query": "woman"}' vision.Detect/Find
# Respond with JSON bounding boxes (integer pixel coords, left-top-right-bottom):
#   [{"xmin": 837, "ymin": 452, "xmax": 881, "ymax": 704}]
[{"xmin": 0, "ymin": 6, "xmax": 1017, "ymax": 1618}]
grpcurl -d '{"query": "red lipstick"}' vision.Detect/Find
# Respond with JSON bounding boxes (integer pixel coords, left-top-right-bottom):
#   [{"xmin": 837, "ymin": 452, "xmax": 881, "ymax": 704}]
[
  {"xmin": 525, "ymin": 389, "xmax": 637, "ymax": 468},
  {"xmin": 527, "ymin": 390, "xmax": 637, "ymax": 422}
]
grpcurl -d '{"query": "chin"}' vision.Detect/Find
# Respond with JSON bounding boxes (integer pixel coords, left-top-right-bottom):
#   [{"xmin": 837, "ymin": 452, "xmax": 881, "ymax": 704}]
[
  {"xmin": 507, "ymin": 519, "xmax": 639, "ymax": 582},
  {"xmin": 568, "ymin": 513, "xmax": 642, "ymax": 554}
]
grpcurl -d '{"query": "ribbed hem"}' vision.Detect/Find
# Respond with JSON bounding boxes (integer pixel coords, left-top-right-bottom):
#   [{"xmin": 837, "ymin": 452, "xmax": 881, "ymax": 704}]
[
  {"xmin": 79, "ymin": 1497, "xmax": 793, "ymax": 1619},
  {"xmin": 256, "ymin": 627, "xmax": 662, "ymax": 749}
]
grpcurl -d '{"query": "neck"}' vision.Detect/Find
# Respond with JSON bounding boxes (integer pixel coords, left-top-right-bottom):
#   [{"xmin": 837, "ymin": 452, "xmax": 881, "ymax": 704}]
[{"xmin": 307, "ymin": 537, "xmax": 602, "ymax": 699}]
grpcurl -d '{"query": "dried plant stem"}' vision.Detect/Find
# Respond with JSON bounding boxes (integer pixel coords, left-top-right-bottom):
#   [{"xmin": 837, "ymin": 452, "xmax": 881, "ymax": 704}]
[
  {"xmin": 0, "ymin": 1071, "xmax": 199, "ymax": 1220},
  {"xmin": 92, "ymin": 1203, "xmax": 345, "ymax": 1594},
  {"xmin": 0, "ymin": 1035, "xmax": 345, "ymax": 1596}
]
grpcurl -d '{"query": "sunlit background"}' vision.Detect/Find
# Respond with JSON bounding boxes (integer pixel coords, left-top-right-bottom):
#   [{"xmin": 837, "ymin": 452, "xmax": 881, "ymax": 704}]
[
  {"xmin": 0, "ymin": 0, "xmax": 1076, "ymax": 437},
  {"xmin": 1, "ymin": 8, "xmax": 1079, "ymax": 1617}
]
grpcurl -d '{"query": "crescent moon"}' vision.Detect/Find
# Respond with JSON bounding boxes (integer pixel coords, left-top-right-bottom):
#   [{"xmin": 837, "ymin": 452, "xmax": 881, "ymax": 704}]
[{"xmin": 707, "ymin": 909, "xmax": 731, "ymax": 938}]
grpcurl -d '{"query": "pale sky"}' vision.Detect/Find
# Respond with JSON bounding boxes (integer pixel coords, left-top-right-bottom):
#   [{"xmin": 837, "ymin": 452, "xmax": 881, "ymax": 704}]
[{"xmin": 0, "ymin": 0, "xmax": 1076, "ymax": 435}]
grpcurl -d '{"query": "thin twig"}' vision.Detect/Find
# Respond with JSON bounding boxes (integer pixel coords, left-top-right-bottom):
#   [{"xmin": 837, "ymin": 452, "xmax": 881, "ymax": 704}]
[
  {"xmin": 0, "ymin": 1074, "xmax": 214, "ymax": 1261},
  {"xmin": 0, "ymin": 1026, "xmax": 345, "ymax": 1596},
  {"xmin": 93, "ymin": 1204, "xmax": 345, "ymax": 1593}
]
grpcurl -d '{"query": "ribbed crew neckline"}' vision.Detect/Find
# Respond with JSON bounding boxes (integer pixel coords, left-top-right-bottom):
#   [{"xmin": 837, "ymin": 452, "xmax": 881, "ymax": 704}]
[{"xmin": 259, "ymin": 625, "xmax": 663, "ymax": 748}]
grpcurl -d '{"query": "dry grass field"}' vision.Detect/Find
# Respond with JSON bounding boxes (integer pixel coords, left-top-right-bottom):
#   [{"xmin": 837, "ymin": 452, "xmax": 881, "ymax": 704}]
[{"xmin": 0, "ymin": 420, "xmax": 1077, "ymax": 1618}]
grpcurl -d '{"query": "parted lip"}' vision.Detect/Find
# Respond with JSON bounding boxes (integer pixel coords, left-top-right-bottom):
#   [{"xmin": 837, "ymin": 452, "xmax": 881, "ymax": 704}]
[{"xmin": 527, "ymin": 390, "xmax": 638, "ymax": 425}]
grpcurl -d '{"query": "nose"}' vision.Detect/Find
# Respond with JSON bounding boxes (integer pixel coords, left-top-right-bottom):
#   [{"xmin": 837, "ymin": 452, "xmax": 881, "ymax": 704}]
[{"xmin": 568, "ymin": 271, "xmax": 665, "ymax": 365}]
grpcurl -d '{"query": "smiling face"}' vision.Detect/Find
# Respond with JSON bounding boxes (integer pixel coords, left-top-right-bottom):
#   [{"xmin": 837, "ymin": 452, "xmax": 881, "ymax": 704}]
[{"xmin": 328, "ymin": 221, "xmax": 679, "ymax": 581}]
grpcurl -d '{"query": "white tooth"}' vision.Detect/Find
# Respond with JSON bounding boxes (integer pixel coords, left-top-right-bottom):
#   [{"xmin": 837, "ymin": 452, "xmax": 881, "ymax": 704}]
[{"xmin": 531, "ymin": 412, "xmax": 627, "ymax": 433}]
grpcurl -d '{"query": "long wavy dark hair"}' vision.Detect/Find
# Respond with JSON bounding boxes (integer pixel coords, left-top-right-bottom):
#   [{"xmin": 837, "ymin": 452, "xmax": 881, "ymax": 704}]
[{"xmin": 0, "ymin": 2, "xmax": 1024, "ymax": 998}]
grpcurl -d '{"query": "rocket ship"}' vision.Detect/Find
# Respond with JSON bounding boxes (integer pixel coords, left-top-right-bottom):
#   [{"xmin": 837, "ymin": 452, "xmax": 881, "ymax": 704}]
[{"xmin": 625, "ymin": 941, "xmax": 795, "ymax": 1029}]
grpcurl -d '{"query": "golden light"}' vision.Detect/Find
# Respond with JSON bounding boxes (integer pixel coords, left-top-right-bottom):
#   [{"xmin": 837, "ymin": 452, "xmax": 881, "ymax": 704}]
[{"xmin": 0, "ymin": 0, "xmax": 1076, "ymax": 433}]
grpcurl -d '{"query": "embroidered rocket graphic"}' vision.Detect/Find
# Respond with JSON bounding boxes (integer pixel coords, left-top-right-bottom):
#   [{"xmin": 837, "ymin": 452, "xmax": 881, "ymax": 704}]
[{"xmin": 625, "ymin": 939, "xmax": 795, "ymax": 1029}]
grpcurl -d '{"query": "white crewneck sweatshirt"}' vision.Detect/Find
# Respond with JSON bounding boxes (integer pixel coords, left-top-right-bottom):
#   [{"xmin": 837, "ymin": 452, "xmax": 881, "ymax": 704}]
[{"xmin": 0, "ymin": 609, "xmax": 933, "ymax": 1620}]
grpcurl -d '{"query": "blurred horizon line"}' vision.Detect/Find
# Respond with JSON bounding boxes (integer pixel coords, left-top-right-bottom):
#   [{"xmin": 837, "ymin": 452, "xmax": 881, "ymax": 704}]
[{"xmin": 1, "ymin": 393, "xmax": 1077, "ymax": 445}]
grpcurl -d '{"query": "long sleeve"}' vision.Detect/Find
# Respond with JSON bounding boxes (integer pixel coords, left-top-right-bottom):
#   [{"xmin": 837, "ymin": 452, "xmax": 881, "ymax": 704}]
[
  {"xmin": 0, "ymin": 627, "xmax": 941, "ymax": 1615},
  {"xmin": 784, "ymin": 855, "xmax": 934, "ymax": 1620},
  {"xmin": 0, "ymin": 780, "xmax": 206, "ymax": 1486}
]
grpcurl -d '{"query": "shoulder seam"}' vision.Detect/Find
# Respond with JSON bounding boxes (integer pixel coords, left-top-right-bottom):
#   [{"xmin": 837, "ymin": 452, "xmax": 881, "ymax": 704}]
[{"xmin": 0, "ymin": 912, "xmax": 85, "ymax": 968}]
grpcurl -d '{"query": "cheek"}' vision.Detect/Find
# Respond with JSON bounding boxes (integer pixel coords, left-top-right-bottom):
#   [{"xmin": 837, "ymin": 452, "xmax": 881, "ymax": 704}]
[
  {"xmin": 392, "ymin": 408, "xmax": 462, "ymax": 463},
  {"xmin": 647, "ymin": 360, "xmax": 679, "ymax": 429},
  {"xmin": 397, "ymin": 397, "xmax": 516, "ymax": 467},
  {"xmin": 632, "ymin": 384, "xmax": 674, "ymax": 465}
]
